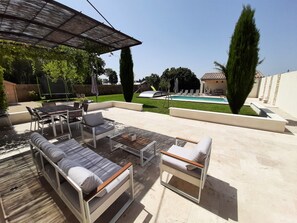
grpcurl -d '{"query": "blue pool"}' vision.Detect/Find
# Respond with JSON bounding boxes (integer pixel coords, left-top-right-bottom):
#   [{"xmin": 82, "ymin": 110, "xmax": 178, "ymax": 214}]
[{"xmin": 171, "ymin": 95, "xmax": 228, "ymax": 103}]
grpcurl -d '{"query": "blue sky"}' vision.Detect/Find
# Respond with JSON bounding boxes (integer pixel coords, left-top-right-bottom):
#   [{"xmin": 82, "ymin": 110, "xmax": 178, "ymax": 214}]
[{"xmin": 58, "ymin": 0, "xmax": 297, "ymax": 79}]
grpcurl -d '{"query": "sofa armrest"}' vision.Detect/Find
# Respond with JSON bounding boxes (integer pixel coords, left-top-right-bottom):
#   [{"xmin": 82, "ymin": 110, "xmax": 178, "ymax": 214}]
[
  {"xmin": 160, "ymin": 150, "xmax": 204, "ymax": 169},
  {"xmin": 175, "ymin": 137, "xmax": 199, "ymax": 144},
  {"xmin": 80, "ymin": 122, "xmax": 95, "ymax": 128},
  {"xmin": 84, "ymin": 162, "xmax": 132, "ymax": 201},
  {"xmin": 104, "ymin": 118, "xmax": 114, "ymax": 123}
]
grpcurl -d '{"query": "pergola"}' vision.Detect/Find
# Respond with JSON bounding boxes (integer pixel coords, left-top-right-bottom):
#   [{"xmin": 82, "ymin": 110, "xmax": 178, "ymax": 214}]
[{"xmin": 0, "ymin": 0, "xmax": 141, "ymax": 53}]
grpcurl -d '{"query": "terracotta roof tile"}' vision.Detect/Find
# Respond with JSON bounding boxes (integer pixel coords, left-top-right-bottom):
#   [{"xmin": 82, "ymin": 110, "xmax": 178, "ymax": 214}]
[{"xmin": 201, "ymin": 71, "xmax": 264, "ymax": 80}]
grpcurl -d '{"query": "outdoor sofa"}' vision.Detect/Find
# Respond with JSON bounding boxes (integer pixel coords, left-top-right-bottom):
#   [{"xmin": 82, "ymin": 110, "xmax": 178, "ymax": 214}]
[{"xmin": 29, "ymin": 132, "xmax": 134, "ymax": 223}]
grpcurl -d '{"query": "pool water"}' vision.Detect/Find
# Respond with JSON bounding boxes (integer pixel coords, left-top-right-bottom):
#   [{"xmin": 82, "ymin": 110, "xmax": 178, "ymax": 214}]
[{"xmin": 171, "ymin": 95, "xmax": 228, "ymax": 103}]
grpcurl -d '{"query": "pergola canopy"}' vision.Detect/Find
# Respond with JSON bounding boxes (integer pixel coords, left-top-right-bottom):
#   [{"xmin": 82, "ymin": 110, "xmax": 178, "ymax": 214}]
[{"xmin": 0, "ymin": 0, "xmax": 141, "ymax": 54}]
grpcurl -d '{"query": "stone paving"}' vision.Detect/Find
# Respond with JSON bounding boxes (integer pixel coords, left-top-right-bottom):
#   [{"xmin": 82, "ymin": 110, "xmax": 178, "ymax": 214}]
[{"xmin": 1, "ymin": 101, "xmax": 297, "ymax": 222}]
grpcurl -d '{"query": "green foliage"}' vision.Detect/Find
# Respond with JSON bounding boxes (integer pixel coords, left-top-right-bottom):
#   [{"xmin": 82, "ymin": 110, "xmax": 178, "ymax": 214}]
[
  {"xmin": 161, "ymin": 67, "xmax": 200, "ymax": 91},
  {"xmin": 43, "ymin": 60, "xmax": 80, "ymax": 83},
  {"xmin": 119, "ymin": 47, "xmax": 134, "ymax": 102},
  {"xmin": 0, "ymin": 40, "xmax": 99, "ymax": 84},
  {"xmin": 215, "ymin": 5, "xmax": 260, "ymax": 114},
  {"xmin": 145, "ymin": 73, "xmax": 160, "ymax": 89},
  {"xmin": 105, "ymin": 68, "xmax": 118, "ymax": 84},
  {"xmin": 0, "ymin": 66, "xmax": 7, "ymax": 113}
]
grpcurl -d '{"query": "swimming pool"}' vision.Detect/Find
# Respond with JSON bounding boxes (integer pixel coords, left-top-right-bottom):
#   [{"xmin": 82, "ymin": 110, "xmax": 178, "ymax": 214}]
[{"xmin": 170, "ymin": 95, "xmax": 228, "ymax": 103}]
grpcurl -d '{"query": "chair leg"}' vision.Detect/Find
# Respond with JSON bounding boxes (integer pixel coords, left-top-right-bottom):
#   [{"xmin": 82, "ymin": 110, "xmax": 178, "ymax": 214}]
[
  {"xmin": 68, "ymin": 124, "xmax": 72, "ymax": 138},
  {"xmin": 30, "ymin": 120, "xmax": 33, "ymax": 131},
  {"xmin": 93, "ymin": 132, "xmax": 96, "ymax": 148}
]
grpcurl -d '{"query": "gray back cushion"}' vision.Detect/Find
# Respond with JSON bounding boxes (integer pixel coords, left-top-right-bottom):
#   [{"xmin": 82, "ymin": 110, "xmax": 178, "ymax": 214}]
[
  {"xmin": 68, "ymin": 166, "xmax": 103, "ymax": 194},
  {"xmin": 194, "ymin": 137, "xmax": 212, "ymax": 164},
  {"xmin": 30, "ymin": 132, "xmax": 48, "ymax": 148},
  {"xmin": 58, "ymin": 158, "xmax": 81, "ymax": 174},
  {"xmin": 83, "ymin": 112, "xmax": 104, "ymax": 127},
  {"xmin": 41, "ymin": 141, "xmax": 66, "ymax": 163}
]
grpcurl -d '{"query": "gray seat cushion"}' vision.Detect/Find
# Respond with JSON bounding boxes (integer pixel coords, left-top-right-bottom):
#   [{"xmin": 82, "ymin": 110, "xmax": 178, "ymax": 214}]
[
  {"xmin": 84, "ymin": 121, "xmax": 114, "ymax": 135},
  {"xmin": 83, "ymin": 112, "xmax": 104, "ymax": 127}
]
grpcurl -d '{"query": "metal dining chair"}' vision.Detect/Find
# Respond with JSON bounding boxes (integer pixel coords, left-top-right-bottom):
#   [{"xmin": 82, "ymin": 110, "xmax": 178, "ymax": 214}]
[
  {"xmin": 26, "ymin": 106, "xmax": 38, "ymax": 131},
  {"xmin": 73, "ymin": 102, "xmax": 80, "ymax": 109},
  {"xmin": 34, "ymin": 110, "xmax": 59, "ymax": 135},
  {"xmin": 42, "ymin": 101, "xmax": 56, "ymax": 107},
  {"xmin": 81, "ymin": 102, "xmax": 89, "ymax": 114},
  {"xmin": 61, "ymin": 109, "xmax": 83, "ymax": 137}
]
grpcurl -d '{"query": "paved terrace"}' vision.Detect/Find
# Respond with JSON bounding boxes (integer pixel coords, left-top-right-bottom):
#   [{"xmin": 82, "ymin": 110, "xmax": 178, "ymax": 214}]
[{"xmin": 1, "ymin": 103, "xmax": 297, "ymax": 222}]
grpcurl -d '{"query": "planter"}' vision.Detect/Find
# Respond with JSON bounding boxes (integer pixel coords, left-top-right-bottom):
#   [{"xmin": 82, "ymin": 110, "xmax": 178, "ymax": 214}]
[{"xmin": 0, "ymin": 113, "xmax": 12, "ymax": 127}]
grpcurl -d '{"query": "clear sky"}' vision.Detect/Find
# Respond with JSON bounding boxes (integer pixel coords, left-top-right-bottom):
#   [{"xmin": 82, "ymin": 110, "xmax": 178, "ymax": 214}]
[{"xmin": 57, "ymin": 0, "xmax": 297, "ymax": 79}]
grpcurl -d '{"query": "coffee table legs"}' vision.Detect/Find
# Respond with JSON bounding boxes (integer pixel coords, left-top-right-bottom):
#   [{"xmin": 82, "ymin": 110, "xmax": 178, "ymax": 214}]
[{"xmin": 140, "ymin": 141, "xmax": 156, "ymax": 167}]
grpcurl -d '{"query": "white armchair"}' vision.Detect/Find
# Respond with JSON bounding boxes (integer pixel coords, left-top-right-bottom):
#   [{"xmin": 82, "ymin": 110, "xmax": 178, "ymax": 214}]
[
  {"xmin": 81, "ymin": 112, "xmax": 115, "ymax": 148},
  {"xmin": 160, "ymin": 136, "xmax": 212, "ymax": 203}
]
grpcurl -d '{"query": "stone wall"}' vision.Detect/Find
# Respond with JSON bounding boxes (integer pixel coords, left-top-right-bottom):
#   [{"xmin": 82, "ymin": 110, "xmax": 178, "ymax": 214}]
[{"xmin": 15, "ymin": 84, "xmax": 149, "ymax": 102}]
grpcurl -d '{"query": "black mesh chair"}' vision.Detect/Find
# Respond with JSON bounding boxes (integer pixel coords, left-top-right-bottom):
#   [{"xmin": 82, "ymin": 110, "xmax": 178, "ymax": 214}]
[
  {"xmin": 81, "ymin": 102, "xmax": 89, "ymax": 114},
  {"xmin": 26, "ymin": 106, "xmax": 38, "ymax": 131}
]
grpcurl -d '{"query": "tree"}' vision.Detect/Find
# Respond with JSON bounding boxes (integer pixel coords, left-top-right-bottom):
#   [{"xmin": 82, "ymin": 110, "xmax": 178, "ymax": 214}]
[
  {"xmin": 0, "ymin": 66, "xmax": 7, "ymax": 113},
  {"xmin": 145, "ymin": 73, "xmax": 160, "ymax": 89},
  {"xmin": 161, "ymin": 67, "xmax": 200, "ymax": 91},
  {"xmin": 215, "ymin": 5, "xmax": 261, "ymax": 114},
  {"xmin": 119, "ymin": 47, "xmax": 134, "ymax": 102},
  {"xmin": 105, "ymin": 68, "xmax": 118, "ymax": 84}
]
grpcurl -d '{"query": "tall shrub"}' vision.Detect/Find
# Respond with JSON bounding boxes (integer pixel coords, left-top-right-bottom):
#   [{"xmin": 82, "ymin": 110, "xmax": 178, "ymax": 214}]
[
  {"xmin": 0, "ymin": 66, "xmax": 8, "ymax": 113},
  {"xmin": 215, "ymin": 5, "xmax": 261, "ymax": 114},
  {"xmin": 119, "ymin": 47, "xmax": 134, "ymax": 102}
]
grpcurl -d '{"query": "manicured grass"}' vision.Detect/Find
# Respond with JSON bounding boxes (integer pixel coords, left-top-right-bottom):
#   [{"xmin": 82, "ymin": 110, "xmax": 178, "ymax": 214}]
[{"xmin": 87, "ymin": 94, "xmax": 258, "ymax": 116}]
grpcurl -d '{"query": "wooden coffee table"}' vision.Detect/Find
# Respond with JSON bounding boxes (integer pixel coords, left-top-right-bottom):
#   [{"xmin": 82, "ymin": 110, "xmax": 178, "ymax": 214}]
[{"xmin": 109, "ymin": 133, "xmax": 156, "ymax": 167}]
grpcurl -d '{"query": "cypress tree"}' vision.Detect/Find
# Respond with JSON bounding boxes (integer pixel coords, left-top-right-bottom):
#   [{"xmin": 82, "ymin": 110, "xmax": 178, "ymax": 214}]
[
  {"xmin": 119, "ymin": 47, "xmax": 134, "ymax": 102},
  {"xmin": 215, "ymin": 5, "xmax": 261, "ymax": 114}
]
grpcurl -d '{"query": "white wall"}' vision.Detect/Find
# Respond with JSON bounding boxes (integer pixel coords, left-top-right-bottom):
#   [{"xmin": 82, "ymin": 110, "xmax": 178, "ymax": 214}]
[
  {"xmin": 275, "ymin": 71, "xmax": 297, "ymax": 118},
  {"xmin": 248, "ymin": 78, "xmax": 261, "ymax": 98},
  {"xmin": 259, "ymin": 71, "xmax": 297, "ymax": 118}
]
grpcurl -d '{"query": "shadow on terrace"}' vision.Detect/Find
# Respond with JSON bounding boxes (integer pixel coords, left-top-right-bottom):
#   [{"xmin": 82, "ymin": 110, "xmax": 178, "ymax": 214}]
[{"xmin": 0, "ymin": 118, "xmax": 237, "ymax": 222}]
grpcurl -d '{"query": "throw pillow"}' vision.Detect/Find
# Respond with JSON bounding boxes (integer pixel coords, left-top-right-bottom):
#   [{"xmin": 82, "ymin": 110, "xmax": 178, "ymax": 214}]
[{"xmin": 68, "ymin": 166, "xmax": 103, "ymax": 194}]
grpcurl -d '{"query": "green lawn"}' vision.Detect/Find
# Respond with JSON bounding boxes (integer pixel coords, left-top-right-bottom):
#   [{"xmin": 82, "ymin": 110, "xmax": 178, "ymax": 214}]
[{"xmin": 87, "ymin": 94, "xmax": 257, "ymax": 116}]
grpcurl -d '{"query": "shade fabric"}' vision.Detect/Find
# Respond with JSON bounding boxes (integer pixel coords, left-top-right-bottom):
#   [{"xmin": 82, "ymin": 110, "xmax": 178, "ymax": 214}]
[
  {"xmin": 174, "ymin": 78, "xmax": 179, "ymax": 93},
  {"xmin": 0, "ymin": 0, "xmax": 141, "ymax": 53}
]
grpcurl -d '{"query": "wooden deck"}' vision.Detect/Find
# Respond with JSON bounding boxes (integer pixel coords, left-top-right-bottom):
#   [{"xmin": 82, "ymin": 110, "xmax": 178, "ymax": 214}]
[{"xmin": 0, "ymin": 125, "xmax": 177, "ymax": 222}]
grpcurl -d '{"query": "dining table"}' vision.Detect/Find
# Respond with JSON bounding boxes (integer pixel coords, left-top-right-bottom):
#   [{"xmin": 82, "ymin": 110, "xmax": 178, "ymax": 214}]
[{"xmin": 36, "ymin": 104, "xmax": 78, "ymax": 137}]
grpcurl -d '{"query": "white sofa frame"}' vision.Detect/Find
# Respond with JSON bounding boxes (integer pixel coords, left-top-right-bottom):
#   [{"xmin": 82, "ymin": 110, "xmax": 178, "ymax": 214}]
[
  {"xmin": 160, "ymin": 137, "xmax": 211, "ymax": 203},
  {"xmin": 29, "ymin": 135, "xmax": 134, "ymax": 223}
]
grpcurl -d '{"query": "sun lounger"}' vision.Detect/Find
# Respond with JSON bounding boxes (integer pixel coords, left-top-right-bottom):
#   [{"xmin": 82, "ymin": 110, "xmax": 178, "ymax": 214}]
[
  {"xmin": 176, "ymin": 90, "xmax": 183, "ymax": 95},
  {"xmin": 182, "ymin": 90, "xmax": 189, "ymax": 96},
  {"xmin": 188, "ymin": 89, "xmax": 194, "ymax": 96}
]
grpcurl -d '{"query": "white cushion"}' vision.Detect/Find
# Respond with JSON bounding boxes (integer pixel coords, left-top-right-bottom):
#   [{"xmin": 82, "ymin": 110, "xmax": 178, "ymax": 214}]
[
  {"xmin": 83, "ymin": 112, "xmax": 104, "ymax": 127},
  {"xmin": 186, "ymin": 137, "xmax": 212, "ymax": 170},
  {"xmin": 68, "ymin": 166, "xmax": 103, "ymax": 194},
  {"xmin": 194, "ymin": 137, "xmax": 212, "ymax": 164}
]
